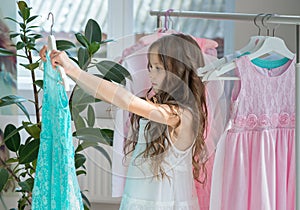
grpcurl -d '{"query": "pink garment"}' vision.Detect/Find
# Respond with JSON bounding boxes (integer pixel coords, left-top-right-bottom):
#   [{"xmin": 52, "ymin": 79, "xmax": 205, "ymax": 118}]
[
  {"xmin": 194, "ymin": 79, "xmax": 228, "ymax": 210},
  {"xmin": 194, "ymin": 154, "xmax": 215, "ymax": 210},
  {"xmin": 210, "ymin": 55, "xmax": 296, "ymax": 210},
  {"xmin": 120, "ymin": 29, "xmax": 218, "ymax": 61}
]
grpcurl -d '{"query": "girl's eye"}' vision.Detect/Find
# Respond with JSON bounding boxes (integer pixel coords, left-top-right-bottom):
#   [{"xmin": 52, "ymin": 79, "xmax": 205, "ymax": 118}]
[
  {"xmin": 148, "ymin": 65, "xmax": 163, "ymax": 72},
  {"xmin": 156, "ymin": 67, "xmax": 164, "ymax": 72}
]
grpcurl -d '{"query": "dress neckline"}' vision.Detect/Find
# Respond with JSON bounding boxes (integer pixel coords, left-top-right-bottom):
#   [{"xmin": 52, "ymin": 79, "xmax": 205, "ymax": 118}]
[{"xmin": 244, "ymin": 55, "xmax": 295, "ymax": 79}]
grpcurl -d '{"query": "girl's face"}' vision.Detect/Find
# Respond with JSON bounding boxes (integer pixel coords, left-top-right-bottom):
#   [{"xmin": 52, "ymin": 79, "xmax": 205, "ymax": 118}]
[{"xmin": 148, "ymin": 50, "xmax": 166, "ymax": 92}]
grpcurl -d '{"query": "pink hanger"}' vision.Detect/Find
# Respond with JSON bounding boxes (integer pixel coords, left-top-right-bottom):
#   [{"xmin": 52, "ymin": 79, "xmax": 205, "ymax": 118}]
[{"xmin": 164, "ymin": 9, "xmax": 174, "ymax": 31}]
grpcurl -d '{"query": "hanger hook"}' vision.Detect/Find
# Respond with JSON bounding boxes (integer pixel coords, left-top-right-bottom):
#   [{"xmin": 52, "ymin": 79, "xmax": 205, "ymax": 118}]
[
  {"xmin": 47, "ymin": 12, "xmax": 54, "ymax": 35},
  {"xmin": 263, "ymin": 14, "xmax": 280, "ymax": 37},
  {"xmin": 164, "ymin": 9, "xmax": 174, "ymax": 31},
  {"xmin": 254, "ymin": 13, "xmax": 265, "ymax": 36},
  {"xmin": 262, "ymin": 13, "xmax": 273, "ymax": 36},
  {"xmin": 271, "ymin": 14, "xmax": 280, "ymax": 37}
]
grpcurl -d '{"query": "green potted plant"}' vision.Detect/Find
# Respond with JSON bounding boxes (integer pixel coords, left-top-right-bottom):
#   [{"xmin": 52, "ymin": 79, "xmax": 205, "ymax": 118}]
[{"xmin": 0, "ymin": 1, "xmax": 130, "ymax": 209}]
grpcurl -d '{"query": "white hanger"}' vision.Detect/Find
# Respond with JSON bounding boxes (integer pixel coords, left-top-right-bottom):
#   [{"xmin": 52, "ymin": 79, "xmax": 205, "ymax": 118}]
[
  {"xmin": 197, "ymin": 57, "xmax": 226, "ymax": 77},
  {"xmin": 203, "ymin": 36, "xmax": 294, "ymax": 81},
  {"xmin": 202, "ymin": 62, "xmax": 240, "ymax": 81},
  {"xmin": 42, "ymin": 13, "xmax": 70, "ymax": 91},
  {"xmin": 238, "ymin": 36, "xmax": 266, "ymax": 55},
  {"xmin": 199, "ymin": 15, "xmax": 267, "ymax": 79},
  {"xmin": 238, "ymin": 14, "xmax": 267, "ymax": 55},
  {"xmin": 248, "ymin": 36, "xmax": 294, "ymax": 60},
  {"xmin": 201, "ymin": 36, "xmax": 265, "ymax": 81},
  {"xmin": 197, "ymin": 37, "xmax": 263, "ymax": 78},
  {"xmin": 247, "ymin": 13, "xmax": 294, "ymax": 60}
]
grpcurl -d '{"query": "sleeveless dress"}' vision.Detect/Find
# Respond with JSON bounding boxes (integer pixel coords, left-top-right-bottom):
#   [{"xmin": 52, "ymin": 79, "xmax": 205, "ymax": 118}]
[
  {"xmin": 210, "ymin": 55, "xmax": 295, "ymax": 210},
  {"xmin": 119, "ymin": 119, "xmax": 200, "ymax": 210},
  {"xmin": 32, "ymin": 53, "xmax": 83, "ymax": 210}
]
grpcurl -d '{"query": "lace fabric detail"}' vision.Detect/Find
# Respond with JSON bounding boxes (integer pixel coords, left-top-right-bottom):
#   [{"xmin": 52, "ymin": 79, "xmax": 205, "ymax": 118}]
[
  {"xmin": 210, "ymin": 55, "xmax": 296, "ymax": 210},
  {"xmin": 230, "ymin": 56, "xmax": 295, "ymax": 131},
  {"xmin": 120, "ymin": 194, "xmax": 200, "ymax": 210},
  {"xmin": 32, "ymin": 54, "xmax": 83, "ymax": 210},
  {"xmin": 233, "ymin": 112, "xmax": 295, "ymax": 130}
]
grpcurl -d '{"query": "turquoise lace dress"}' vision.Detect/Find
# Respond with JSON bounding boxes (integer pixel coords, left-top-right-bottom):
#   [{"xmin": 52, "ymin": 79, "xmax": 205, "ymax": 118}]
[{"xmin": 32, "ymin": 53, "xmax": 83, "ymax": 210}]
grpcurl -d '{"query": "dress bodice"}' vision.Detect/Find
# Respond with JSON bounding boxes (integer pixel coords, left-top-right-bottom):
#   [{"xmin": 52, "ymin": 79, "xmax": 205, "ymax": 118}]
[
  {"xmin": 230, "ymin": 55, "xmax": 295, "ymax": 131},
  {"xmin": 120, "ymin": 118, "xmax": 199, "ymax": 210}
]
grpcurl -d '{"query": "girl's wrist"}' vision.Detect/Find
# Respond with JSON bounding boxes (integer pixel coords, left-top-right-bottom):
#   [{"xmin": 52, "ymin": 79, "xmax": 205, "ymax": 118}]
[{"xmin": 66, "ymin": 64, "xmax": 81, "ymax": 82}]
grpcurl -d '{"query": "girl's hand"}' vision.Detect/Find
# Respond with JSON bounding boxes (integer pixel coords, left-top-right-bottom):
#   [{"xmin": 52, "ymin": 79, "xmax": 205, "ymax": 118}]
[
  {"xmin": 49, "ymin": 49, "xmax": 75, "ymax": 74},
  {"xmin": 39, "ymin": 45, "xmax": 77, "ymax": 75},
  {"xmin": 39, "ymin": 45, "xmax": 47, "ymax": 62}
]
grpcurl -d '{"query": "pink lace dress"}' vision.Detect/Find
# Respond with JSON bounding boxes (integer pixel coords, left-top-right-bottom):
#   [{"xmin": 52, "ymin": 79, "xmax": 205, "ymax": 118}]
[{"xmin": 210, "ymin": 55, "xmax": 295, "ymax": 210}]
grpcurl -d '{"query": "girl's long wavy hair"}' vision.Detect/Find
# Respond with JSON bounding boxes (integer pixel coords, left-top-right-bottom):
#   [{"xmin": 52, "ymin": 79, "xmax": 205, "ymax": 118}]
[{"xmin": 124, "ymin": 33, "xmax": 208, "ymax": 183}]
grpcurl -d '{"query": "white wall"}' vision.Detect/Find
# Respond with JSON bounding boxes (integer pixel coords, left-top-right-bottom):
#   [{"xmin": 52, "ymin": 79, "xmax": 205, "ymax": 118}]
[{"xmin": 234, "ymin": 0, "xmax": 300, "ymax": 52}]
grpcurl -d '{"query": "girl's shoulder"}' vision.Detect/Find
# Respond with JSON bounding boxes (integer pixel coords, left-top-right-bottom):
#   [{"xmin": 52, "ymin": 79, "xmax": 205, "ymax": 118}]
[{"xmin": 169, "ymin": 107, "xmax": 195, "ymax": 151}]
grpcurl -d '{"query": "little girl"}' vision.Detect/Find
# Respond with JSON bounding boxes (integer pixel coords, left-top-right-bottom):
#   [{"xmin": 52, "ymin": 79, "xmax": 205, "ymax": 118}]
[{"xmin": 40, "ymin": 33, "xmax": 208, "ymax": 210}]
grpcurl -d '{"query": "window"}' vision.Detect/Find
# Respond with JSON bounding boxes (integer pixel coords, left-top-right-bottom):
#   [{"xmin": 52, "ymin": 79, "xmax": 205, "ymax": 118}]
[{"xmin": 9, "ymin": 0, "xmax": 233, "ymax": 91}]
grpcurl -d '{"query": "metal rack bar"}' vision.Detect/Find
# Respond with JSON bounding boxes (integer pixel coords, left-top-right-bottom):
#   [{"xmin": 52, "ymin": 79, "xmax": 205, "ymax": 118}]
[
  {"xmin": 150, "ymin": 10, "xmax": 300, "ymax": 25},
  {"xmin": 150, "ymin": 10, "xmax": 300, "ymax": 209}
]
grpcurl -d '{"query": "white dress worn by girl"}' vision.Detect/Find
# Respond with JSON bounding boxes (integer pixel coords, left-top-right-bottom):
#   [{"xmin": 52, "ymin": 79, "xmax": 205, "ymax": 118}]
[{"xmin": 119, "ymin": 119, "xmax": 200, "ymax": 210}]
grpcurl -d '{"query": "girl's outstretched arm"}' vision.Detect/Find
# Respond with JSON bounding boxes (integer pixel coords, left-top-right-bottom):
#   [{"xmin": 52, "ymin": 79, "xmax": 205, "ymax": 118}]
[{"xmin": 39, "ymin": 46, "xmax": 180, "ymax": 128}]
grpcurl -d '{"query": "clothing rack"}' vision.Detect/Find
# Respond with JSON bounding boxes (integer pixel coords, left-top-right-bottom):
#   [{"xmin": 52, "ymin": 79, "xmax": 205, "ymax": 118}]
[{"xmin": 150, "ymin": 10, "xmax": 300, "ymax": 208}]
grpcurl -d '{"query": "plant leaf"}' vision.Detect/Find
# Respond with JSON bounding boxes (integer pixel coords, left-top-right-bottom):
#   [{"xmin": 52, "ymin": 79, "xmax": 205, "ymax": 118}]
[
  {"xmin": 0, "ymin": 48, "xmax": 15, "ymax": 56},
  {"xmin": 26, "ymin": 15, "xmax": 39, "ymax": 24},
  {"xmin": 78, "ymin": 47, "xmax": 90, "ymax": 69},
  {"xmin": 17, "ymin": 1, "xmax": 30, "ymax": 20},
  {"xmin": 3, "ymin": 125, "xmax": 25, "ymax": 143},
  {"xmin": 74, "ymin": 128, "xmax": 112, "ymax": 145},
  {"xmin": 99, "ymin": 129, "xmax": 113, "ymax": 146},
  {"xmin": 70, "ymin": 86, "xmax": 100, "ymax": 113},
  {"xmin": 96, "ymin": 60, "xmax": 132, "ymax": 85},
  {"xmin": 93, "ymin": 145, "xmax": 112, "ymax": 166},
  {"xmin": 73, "ymin": 114, "xmax": 86, "ymax": 130},
  {"xmin": 75, "ymin": 141, "xmax": 98, "ymax": 153},
  {"xmin": 5, "ymin": 158, "xmax": 18, "ymax": 164},
  {"xmin": 88, "ymin": 41, "xmax": 100, "ymax": 55},
  {"xmin": 0, "ymin": 95, "xmax": 30, "ymax": 121},
  {"xmin": 81, "ymin": 192, "xmax": 91, "ymax": 208},
  {"xmin": 75, "ymin": 33, "xmax": 89, "ymax": 48},
  {"xmin": 76, "ymin": 170, "xmax": 87, "ymax": 176},
  {"xmin": 32, "ymin": 34, "xmax": 43, "ymax": 39},
  {"xmin": 4, "ymin": 124, "xmax": 21, "ymax": 152},
  {"xmin": 4, "ymin": 17, "xmax": 18, "ymax": 24},
  {"xmin": 10, "ymin": 33, "xmax": 21, "ymax": 39},
  {"xmin": 0, "ymin": 169, "xmax": 9, "ymax": 191},
  {"xmin": 85, "ymin": 19, "xmax": 102, "ymax": 43},
  {"xmin": 100, "ymin": 39, "xmax": 114, "ymax": 44},
  {"xmin": 87, "ymin": 105, "xmax": 95, "ymax": 127},
  {"xmin": 16, "ymin": 41, "xmax": 25, "ymax": 50},
  {"xmin": 33, "ymin": 80, "xmax": 43, "ymax": 89},
  {"xmin": 0, "ymin": 95, "xmax": 26, "ymax": 107},
  {"xmin": 19, "ymin": 139, "xmax": 40, "ymax": 164},
  {"xmin": 18, "ymin": 178, "xmax": 34, "ymax": 192},
  {"xmin": 74, "ymin": 153, "xmax": 86, "ymax": 169},
  {"xmin": 56, "ymin": 40, "xmax": 76, "ymax": 51},
  {"xmin": 22, "ymin": 122, "xmax": 40, "ymax": 139},
  {"xmin": 20, "ymin": 62, "xmax": 39, "ymax": 71},
  {"xmin": 16, "ymin": 102, "xmax": 31, "ymax": 121}
]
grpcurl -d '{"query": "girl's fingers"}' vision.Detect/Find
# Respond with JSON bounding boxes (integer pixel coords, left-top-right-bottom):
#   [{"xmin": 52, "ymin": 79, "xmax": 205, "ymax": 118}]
[
  {"xmin": 50, "ymin": 50, "xmax": 61, "ymax": 68},
  {"xmin": 39, "ymin": 45, "xmax": 48, "ymax": 61}
]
